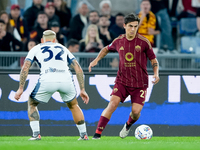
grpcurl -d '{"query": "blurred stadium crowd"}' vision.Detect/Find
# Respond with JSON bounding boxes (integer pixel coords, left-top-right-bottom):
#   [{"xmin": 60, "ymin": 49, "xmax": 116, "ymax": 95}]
[{"xmin": 0, "ymin": 0, "xmax": 200, "ymax": 69}]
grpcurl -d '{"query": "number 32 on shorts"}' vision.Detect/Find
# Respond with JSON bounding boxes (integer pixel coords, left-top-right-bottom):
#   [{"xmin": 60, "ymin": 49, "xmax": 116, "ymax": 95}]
[{"xmin": 140, "ymin": 90, "xmax": 146, "ymax": 99}]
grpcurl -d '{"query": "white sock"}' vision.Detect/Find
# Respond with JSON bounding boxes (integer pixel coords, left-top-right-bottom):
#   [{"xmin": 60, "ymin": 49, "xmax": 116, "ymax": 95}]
[
  {"xmin": 30, "ymin": 121, "xmax": 40, "ymax": 136},
  {"xmin": 76, "ymin": 123, "xmax": 87, "ymax": 135}
]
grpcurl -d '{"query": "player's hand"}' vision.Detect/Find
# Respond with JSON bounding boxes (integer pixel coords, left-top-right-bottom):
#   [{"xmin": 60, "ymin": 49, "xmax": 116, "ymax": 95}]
[
  {"xmin": 14, "ymin": 88, "xmax": 23, "ymax": 101},
  {"xmin": 80, "ymin": 90, "xmax": 89, "ymax": 104},
  {"xmin": 88, "ymin": 59, "xmax": 98, "ymax": 72},
  {"xmin": 152, "ymin": 75, "xmax": 160, "ymax": 85}
]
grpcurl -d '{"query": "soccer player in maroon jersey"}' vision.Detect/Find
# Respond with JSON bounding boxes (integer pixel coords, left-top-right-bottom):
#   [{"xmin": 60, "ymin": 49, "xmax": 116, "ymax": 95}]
[{"xmin": 88, "ymin": 13, "xmax": 159, "ymax": 139}]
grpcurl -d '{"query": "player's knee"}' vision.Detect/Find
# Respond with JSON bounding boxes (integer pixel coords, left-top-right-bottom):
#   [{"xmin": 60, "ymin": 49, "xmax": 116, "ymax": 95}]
[
  {"xmin": 66, "ymin": 102, "xmax": 77, "ymax": 109},
  {"xmin": 66, "ymin": 98, "xmax": 78, "ymax": 109},
  {"xmin": 28, "ymin": 97, "xmax": 39, "ymax": 107},
  {"xmin": 108, "ymin": 96, "xmax": 120, "ymax": 112},
  {"xmin": 131, "ymin": 109, "xmax": 140, "ymax": 118},
  {"xmin": 108, "ymin": 101, "xmax": 118, "ymax": 111},
  {"xmin": 67, "ymin": 103, "xmax": 73, "ymax": 109}
]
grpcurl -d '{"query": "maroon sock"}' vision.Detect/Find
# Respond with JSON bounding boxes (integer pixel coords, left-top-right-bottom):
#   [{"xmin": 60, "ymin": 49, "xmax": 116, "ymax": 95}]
[
  {"xmin": 126, "ymin": 115, "xmax": 137, "ymax": 130},
  {"xmin": 95, "ymin": 116, "xmax": 110, "ymax": 134}
]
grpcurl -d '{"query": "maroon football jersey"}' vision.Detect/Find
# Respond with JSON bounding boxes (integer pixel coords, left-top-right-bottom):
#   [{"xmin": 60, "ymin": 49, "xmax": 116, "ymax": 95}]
[{"xmin": 107, "ymin": 33, "xmax": 156, "ymax": 88}]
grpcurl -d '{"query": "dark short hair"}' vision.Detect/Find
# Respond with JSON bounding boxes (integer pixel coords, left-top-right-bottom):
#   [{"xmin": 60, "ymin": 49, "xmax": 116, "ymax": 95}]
[
  {"xmin": 28, "ymin": 39, "xmax": 39, "ymax": 45},
  {"xmin": 115, "ymin": 13, "xmax": 125, "ymax": 18},
  {"xmin": 37, "ymin": 11, "xmax": 48, "ymax": 18},
  {"xmin": 0, "ymin": 19, "xmax": 5, "ymax": 24},
  {"xmin": 0, "ymin": 11, "xmax": 8, "ymax": 17},
  {"xmin": 50, "ymin": 21, "xmax": 60, "ymax": 27},
  {"xmin": 89, "ymin": 10, "xmax": 99, "ymax": 16},
  {"xmin": 141, "ymin": 0, "xmax": 150, "ymax": 3},
  {"xmin": 67, "ymin": 39, "xmax": 79, "ymax": 48},
  {"xmin": 99, "ymin": 15, "xmax": 108, "ymax": 18},
  {"xmin": 124, "ymin": 13, "xmax": 140, "ymax": 25}
]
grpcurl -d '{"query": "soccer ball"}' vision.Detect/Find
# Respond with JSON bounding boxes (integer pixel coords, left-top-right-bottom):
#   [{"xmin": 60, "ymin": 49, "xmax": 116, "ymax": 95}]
[{"xmin": 135, "ymin": 124, "xmax": 153, "ymax": 140}]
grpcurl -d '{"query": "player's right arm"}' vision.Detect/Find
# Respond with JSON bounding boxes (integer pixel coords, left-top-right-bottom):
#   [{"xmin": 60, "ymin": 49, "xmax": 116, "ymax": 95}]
[
  {"xmin": 14, "ymin": 60, "xmax": 31, "ymax": 100},
  {"xmin": 88, "ymin": 47, "xmax": 109, "ymax": 72},
  {"xmin": 14, "ymin": 45, "xmax": 38, "ymax": 101},
  {"xmin": 70, "ymin": 59, "xmax": 89, "ymax": 104},
  {"xmin": 89, "ymin": 36, "xmax": 118, "ymax": 72}
]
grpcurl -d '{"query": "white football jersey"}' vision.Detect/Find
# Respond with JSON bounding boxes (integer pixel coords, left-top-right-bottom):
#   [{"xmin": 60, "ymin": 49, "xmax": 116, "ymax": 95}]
[{"xmin": 25, "ymin": 42, "xmax": 76, "ymax": 82}]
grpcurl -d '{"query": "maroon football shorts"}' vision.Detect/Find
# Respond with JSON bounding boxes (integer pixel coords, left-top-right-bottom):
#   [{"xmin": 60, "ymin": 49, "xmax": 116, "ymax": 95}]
[{"xmin": 111, "ymin": 82, "xmax": 147, "ymax": 106}]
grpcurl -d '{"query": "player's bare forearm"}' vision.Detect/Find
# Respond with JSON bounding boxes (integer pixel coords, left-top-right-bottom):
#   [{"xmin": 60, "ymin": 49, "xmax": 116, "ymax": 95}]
[
  {"xmin": 76, "ymin": 71, "xmax": 85, "ymax": 91},
  {"xmin": 19, "ymin": 60, "xmax": 31, "ymax": 89},
  {"xmin": 88, "ymin": 47, "xmax": 109, "ymax": 72},
  {"xmin": 151, "ymin": 58, "xmax": 159, "ymax": 75},
  {"xmin": 71, "ymin": 60, "xmax": 85, "ymax": 91},
  {"xmin": 150, "ymin": 58, "xmax": 160, "ymax": 84},
  {"xmin": 95, "ymin": 47, "xmax": 109, "ymax": 62}
]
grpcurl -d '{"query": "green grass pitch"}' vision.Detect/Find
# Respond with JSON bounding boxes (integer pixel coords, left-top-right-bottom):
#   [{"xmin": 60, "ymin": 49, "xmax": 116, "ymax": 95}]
[{"xmin": 0, "ymin": 136, "xmax": 199, "ymax": 150}]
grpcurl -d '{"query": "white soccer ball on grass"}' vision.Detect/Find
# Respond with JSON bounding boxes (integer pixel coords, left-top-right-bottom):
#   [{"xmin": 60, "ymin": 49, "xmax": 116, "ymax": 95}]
[{"xmin": 135, "ymin": 124, "xmax": 153, "ymax": 140}]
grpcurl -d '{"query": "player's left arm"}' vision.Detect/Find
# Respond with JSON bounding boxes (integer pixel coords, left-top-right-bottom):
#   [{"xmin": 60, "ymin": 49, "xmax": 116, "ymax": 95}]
[
  {"xmin": 14, "ymin": 60, "xmax": 31, "ymax": 100},
  {"xmin": 150, "ymin": 58, "xmax": 159, "ymax": 85},
  {"xmin": 70, "ymin": 59, "xmax": 85, "ymax": 90},
  {"xmin": 70, "ymin": 59, "xmax": 89, "ymax": 104}
]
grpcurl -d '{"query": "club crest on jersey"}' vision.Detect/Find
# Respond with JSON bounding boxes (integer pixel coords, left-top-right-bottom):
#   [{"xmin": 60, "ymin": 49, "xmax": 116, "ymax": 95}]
[
  {"xmin": 135, "ymin": 45, "xmax": 141, "ymax": 52},
  {"xmin": 119, "ymin": 46, "xmax": 124, "ymax": 50},
  {"xmin": 113, "ymin": 88, "xmax": 118, "ymax": 93},
  {"xmin": 125, "ymin": 52, "xmax": 134, "ymax": 61}
]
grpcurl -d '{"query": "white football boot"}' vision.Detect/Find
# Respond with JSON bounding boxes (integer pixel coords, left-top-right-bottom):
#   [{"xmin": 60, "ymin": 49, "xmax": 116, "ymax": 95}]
[
  {"xmin": 119, "ymin": 123, "xmax": 130, "ymax": 139},
  {"xmin": 28, "ymin": 134, "xmax": 41, "ymax": 140},
  {"xmin": 78, "ymin": 132, "xmax": 89, "ymax": 140}
]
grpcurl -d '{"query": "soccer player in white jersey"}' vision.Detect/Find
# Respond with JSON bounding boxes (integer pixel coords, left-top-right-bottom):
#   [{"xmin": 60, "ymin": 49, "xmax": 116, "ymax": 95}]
[{"xmin": 14, "ymin": 30, "xmax": 89, "ymax": 140}]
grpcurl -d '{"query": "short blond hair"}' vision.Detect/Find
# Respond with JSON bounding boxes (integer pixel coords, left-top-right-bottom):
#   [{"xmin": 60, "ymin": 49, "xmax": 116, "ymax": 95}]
[{"xmin": 42, "ymin": 30, "xmax": 56, "ymax": 40}]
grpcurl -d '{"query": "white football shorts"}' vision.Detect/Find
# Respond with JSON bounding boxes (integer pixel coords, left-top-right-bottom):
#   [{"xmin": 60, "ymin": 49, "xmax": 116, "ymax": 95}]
[{"xmin": 30, "ymin": 81, "xmax": 77, "ymax": 103}]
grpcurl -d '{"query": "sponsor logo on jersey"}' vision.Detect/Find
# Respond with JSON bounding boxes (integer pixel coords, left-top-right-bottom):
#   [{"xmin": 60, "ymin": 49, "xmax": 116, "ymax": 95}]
[
  {"xmin": 125, "ymin": 52, "xmax": 134, "ymax": 61},
  {"xmin": 45, "ymin": 67, "xmax": 65, "ymax": 73},
  {"xmin": 124, "ymin": 62, "xmax": 136, "ymax": 67}
]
